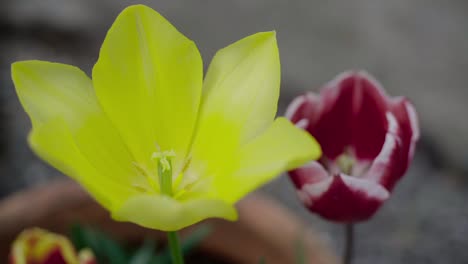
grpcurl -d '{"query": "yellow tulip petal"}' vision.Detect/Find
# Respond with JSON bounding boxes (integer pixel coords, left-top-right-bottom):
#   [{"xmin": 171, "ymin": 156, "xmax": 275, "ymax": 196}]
[
  {"xmin": 12, "ymin": 61, "xmax": 138, "ymax": 208},
  {"xmin": 10, "ymin": 4, "xmax": 317, "ymax": 233},
  {"xmin": 30, "ymin": 119, "xmax": 134, "ymax": 210},
  {"xmin": 219, "ymin": 117, "xmax": 321, "ymax": 203},
  {"xmin": 92, "ymin": 5, "xmax": 203, "ymax": 171},
  {"xmin": 191, "ymin": 31, "xmax": 280, "ymax": 178},
  {"xmin": 112, "ymin": 194, "xmax": 237, "ymax": 231}
]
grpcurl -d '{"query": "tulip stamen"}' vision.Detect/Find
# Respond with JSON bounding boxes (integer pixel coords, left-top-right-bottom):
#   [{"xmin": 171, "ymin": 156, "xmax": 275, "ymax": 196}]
[{"xmin": 132, "ymin": 162, "xmax": 158, "ymax": 193}]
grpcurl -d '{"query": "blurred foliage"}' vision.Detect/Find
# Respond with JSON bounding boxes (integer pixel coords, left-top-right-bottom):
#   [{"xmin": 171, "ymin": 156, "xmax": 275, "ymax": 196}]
[
  {"xmin": 294, "ymin": 237, "xmax": 305, "ymax": 264},
  {"xmin": 70, "ymin": 224, "xmax": 211, "ymax": 264}
]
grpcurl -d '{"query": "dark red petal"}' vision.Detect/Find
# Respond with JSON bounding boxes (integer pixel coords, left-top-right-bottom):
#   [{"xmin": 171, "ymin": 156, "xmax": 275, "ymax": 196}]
[
  {"xmin": 389, "ymin": 98, "xmax": 420, "ymax": 177},
  {"xmin": 349, "ymin": 72, "xmax": 390, "ymax": 160},
  {"xmin": 42, "ymin": 247, "xmax": 68, "ymax": 264},
  {"xmin": 363, "ymin": 113, "xmax": 405, "ymax": 190},
  {"xmin": 288, "ymin": 161, "xmax": 329, "ymax": 189},
  {"xmin": 305, "ymin": 72, "xmax": 355, "ymax": 160},
  {"xmin": 285, "ymin": 93, "xmax": 322, "ymax": 128},
  {"xmin": 298, "ymin": 174, "xmax": 389, "ymax": 222},
  {"xmin": 293, "ymin": 71, "xmax": 391, "ymax": 161}
]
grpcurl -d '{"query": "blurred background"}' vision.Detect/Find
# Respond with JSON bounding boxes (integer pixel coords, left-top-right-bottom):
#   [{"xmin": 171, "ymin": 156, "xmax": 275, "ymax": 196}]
[{"xmin": 1, "ymin": 0, "xmax": 467, "ymax": 263}]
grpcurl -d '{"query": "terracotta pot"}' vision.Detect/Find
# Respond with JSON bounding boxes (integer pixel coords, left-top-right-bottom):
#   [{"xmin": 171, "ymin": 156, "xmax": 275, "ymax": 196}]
[{"xmin": 0, "ymin": 180, "xmax": 338, "ymax": 264}]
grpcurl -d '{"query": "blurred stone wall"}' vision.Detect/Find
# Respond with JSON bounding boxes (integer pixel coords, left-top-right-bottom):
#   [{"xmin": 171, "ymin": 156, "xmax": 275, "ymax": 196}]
[
  {"xmin": 2, "ymin": 0, "xmax": 467, "ymax": 173},
  {"xmin": 1, "ymin": 1, "xmax": 467, "ymax": 263}
]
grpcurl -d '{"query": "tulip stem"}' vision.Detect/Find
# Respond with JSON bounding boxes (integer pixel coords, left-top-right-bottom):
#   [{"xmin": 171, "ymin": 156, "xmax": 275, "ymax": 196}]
[
  {"xmin": 167, "ymin": 231, "xmax": 184, "ymax": 264},
  {"xmin": 343, "ymin": 223, "xmax": 354, "ymax": 264}
]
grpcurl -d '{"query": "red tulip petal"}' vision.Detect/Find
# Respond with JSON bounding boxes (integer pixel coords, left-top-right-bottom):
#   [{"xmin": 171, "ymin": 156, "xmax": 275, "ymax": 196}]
[
  {"xmin": 288, "ymin": 161, "xmax": 329, "ymax": 189},
  {"xmin": 390, "ymin": 98, "xmax": 420, "ymax": 176},
  {"xmin": 285, "ymin": 93, "xmax": 322, "ymax": 129},
  {"xmin": 348, "ymin": 72, "xmax": 389, "ymax": 160},
  {"xmin": 289, "ymin": 71, "xmax": 391, "ymax": 161},
  {"xmin": 299, "ymin": 174, "xmax": 389, "ymax": 222},
  {"xmin": 42, "ymin": 248, "xmax": 68, "ymax": 264},
  {"xmin": 305, "ymin": 72, "xmax": 355, "ymax": 160},
  {"xmin": 363, "ymin": 113, "xmax": 404, "ymax": 190}
]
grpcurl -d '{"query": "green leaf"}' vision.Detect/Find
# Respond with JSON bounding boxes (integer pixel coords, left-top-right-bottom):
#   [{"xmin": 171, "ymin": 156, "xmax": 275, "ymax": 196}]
[
  {"xmin": 294, "ymin": 237, "xmax": 305, "ymax": 264},
  {"xmin": 70, "ymin": 224, "xmax": 212, "ymax": 264},
  {"xmin": 258, "ymin": 256, "xmax": 266, "ymax": 264},
  {"xmin": 99, "ymin": 232, "xmax": 129, "ymax": 264},
  {"xmin": 70, "ymin": 225, "xmax": 128, "ymax": 264},
  {"xmin": 180, "ymin": 224, "xmax": 212, "ymax": 254},
  {"xmin": 129, "ymin": 239, "xmax": 157, "ymax": 264}
]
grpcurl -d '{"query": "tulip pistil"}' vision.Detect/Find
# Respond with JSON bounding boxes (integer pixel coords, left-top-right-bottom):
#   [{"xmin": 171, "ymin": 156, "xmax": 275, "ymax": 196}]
[
  {"xmin": 336, "ymin": 151, "xmax": 355, "ymax": 175},
  {"xmin": 152, "ymin": 149, "xmax": 176, "ymax": 196}
]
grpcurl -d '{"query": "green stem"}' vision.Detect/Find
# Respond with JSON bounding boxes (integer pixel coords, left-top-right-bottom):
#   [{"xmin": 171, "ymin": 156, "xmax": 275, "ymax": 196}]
[
  {"xmin": 167, "ymin": 231, "xmax": 184, "ymax": 264},
  {"xmin": 157, "ymin": 156, "xmax": 184, "ymax": 264}
]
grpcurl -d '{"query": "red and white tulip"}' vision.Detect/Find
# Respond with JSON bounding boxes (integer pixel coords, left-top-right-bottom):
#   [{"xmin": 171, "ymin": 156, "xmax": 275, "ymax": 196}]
[{"xmin": 286, "ymin": 71, "xmax": 419, "ymax": 222}]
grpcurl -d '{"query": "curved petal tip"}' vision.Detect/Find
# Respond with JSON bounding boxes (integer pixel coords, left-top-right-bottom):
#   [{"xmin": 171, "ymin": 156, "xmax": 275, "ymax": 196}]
[{"xmin": 112, "ymin": 195, "xmax": 238, "ymax": 231}]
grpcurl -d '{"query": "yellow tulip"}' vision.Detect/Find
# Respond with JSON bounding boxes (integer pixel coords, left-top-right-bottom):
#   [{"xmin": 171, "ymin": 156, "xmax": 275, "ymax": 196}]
[{"xmin": 11, "ymin": 5, "xmax": 320, "ymax": 231}]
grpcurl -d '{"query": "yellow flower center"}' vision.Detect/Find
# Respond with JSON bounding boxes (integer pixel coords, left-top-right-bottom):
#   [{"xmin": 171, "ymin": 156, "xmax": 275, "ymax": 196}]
[
  {"xmin": 336, "ymin": 148, "xmax": 355, "ymax": 175},
  {"xmin": 151, "ymin": 149, "xmax": 176, "ymax": 172},
  {"xmin": 131, "ymin": 146, "xmax": 179, "ymax": 196},
  {"xmin": 151, "ymin": 148, "xmax": 176, "ymax": 196}
]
